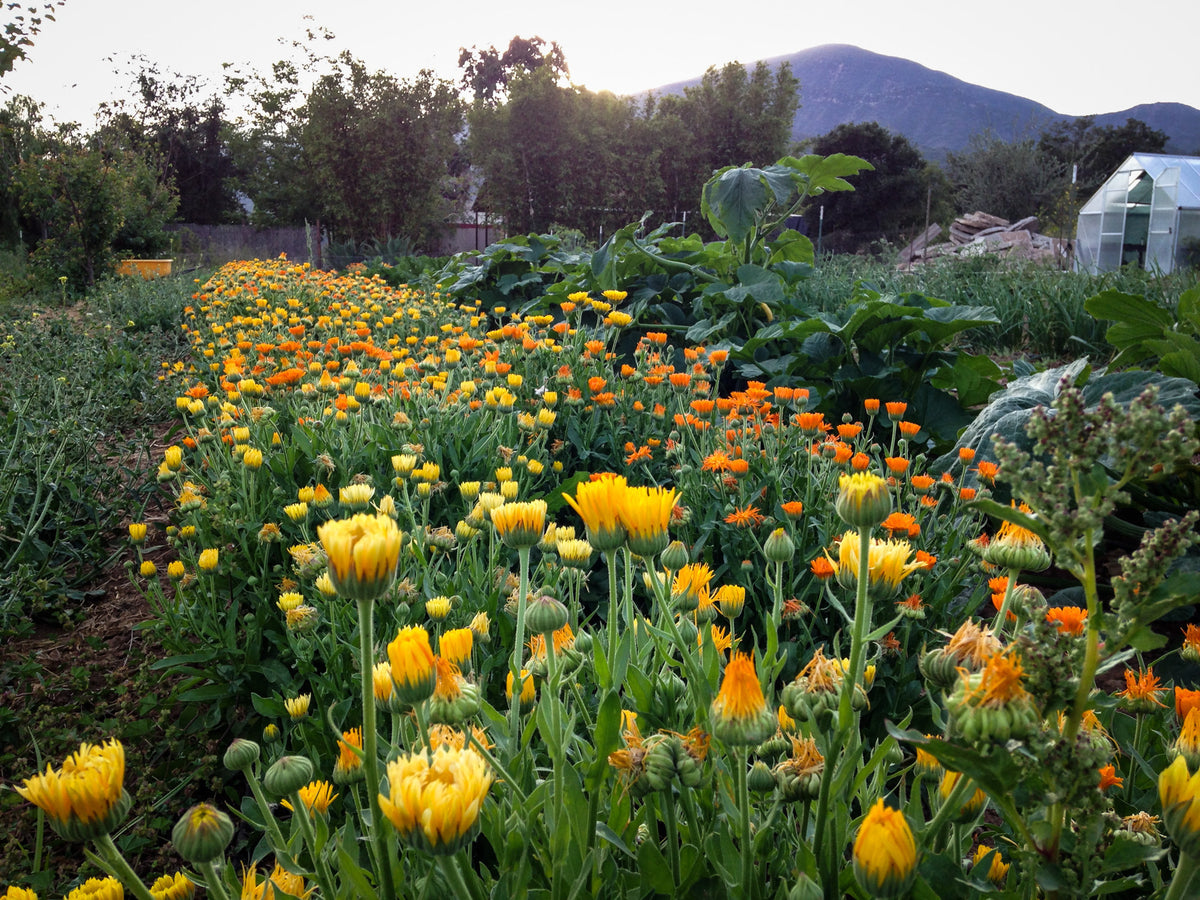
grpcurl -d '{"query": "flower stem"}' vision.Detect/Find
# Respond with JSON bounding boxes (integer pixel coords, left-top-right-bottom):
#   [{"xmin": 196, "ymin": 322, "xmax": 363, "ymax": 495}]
[
  {"xmin": 735, "ymin": 748, "xmax": 754, "ymax": 899},
  {"xmin": 1164, "ymin": 851, "xmax": 1200, "ymax": 900},
  {"xmin": 838, "ymin": 527, "xmax": 874, "ymax": 731},
  {"xmin": 603, "ymin": 549, "xmax": 619, "ymax": 691},
  {"xmin": 509, "ymin": 546, "xmax": 532, "ymax": 745},
  {"xmin": 197, "ymin": 859, "xmax": 235, "ymax": 900},
  {"xmin": 661, "ymin": 791, "xmax": 681, "ymax": 891},
  {"xmin": 289, "ymin": 792, "xmax": 337, "ymax": 899},
  {"xmin": 356, "ymin": 595, "xmax": 397, "ymax": 900},
  {"xmin": 93, "ymin": 832, "xmax": 155, "ymax": 900}
]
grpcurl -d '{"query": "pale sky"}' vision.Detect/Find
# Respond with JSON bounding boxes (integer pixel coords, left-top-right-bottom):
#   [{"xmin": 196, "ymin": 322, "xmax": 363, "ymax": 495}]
[{"xmin": 5, "ymin": 0, "xmax": 1198, "ymax": 127}]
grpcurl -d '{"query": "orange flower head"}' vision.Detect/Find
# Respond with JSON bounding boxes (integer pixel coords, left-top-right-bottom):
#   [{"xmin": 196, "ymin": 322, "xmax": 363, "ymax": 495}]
[
  {"xmin": 1046, "ymin": 606, "xmax": 1087, "ymax": 636},
  {"xmin": 710, "ymin": 652, "xmax": 775, "ymax": 746}
]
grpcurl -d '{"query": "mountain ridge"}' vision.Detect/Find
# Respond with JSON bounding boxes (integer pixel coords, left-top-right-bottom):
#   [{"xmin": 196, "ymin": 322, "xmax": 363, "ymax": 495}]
[{"xmin": 643, "ymin": 44, "xmax": 1200, "ymax": 161}]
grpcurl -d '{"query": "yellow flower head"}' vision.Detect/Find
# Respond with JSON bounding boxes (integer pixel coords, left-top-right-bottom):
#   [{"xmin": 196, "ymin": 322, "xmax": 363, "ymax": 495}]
[
  {"xmin": 563, "ymin": 474, "xmax": 628, "ymax": 553},
  {"xmin": 3, "ymin": 887, "xmax": 40, "ymax": 900},
  {"xmin": 1159, "ymin": 755, "xmax": 1200, "ymax": 856},
  {"xmin": 938, "ymin": 770, "xmax": 988, "ymax": 819},
  {"xmin": 439, "ymin": 628, "xmax": 474, "ymax": 668},
  {"xmin": 148, "ymin": 872, "xmax": 195, "ymax": 900},
  {"xmin": 198, "ymin": 548, "xmax": 219, "ymax": 572},
  {"xmin": 285, "ymin": 694, "xmax": 311, "ymax": 719},
  {"xmin": 490, "ymin": 499, "xmax": 547, "ymax": 550},
  {"xmin": 618, "ymin": 485, "xmax": 676, "ymax": 558},
  {"xmin": 672, "ymin": 562, "xmax": 714, "ymax": 612},
  {"xmin": 316, "ymin": 513, "xmax": 402, "ymax": 602},
  {"xmin": 506, "ymin": 668, "xmax": 536, "ymax": 709},
  {"xmin": 338, "ymin": 483, "xmax": 375, "ymax": 510},
  {"xmin": 387, "ymin": 625, "xmax": 437, "ymax": 705},
  {"xmin": 425, "ymin": 595, "xmax": 453, "ymax": 621},
  {"xmin": 828, "ymin": 532, "xmax": 925, "ymax": 599},
  {"xmin": 372, "ymin": 660, "xmax": 395, "ymax": 703},
  {"xmin": 16, "ymin": 738, "xmax": 129, "ymax": 841},
  {"xmin": 715, "ymin": 584, "xmax": 747, "ymax": 619},
  {"xmin": 128, "ymin": 522, "xmax": 147, "ymax": 544},
  {"xmin": 281, "ymin": 780, "xmax": 338, "ymax": 815},
  {"xmin": 334, "ymin": 728, "xmax": 364, "ymax": 783},
  {"xmin": 378, "ymin": 746, "xmax": 494, "ymax": 855},
  {"xmin": 711, "ymin": 652, "xmax": 775, "ymax": 746},
  {"xmin": 835, "ymin": 472, "xmax": 892, "ymax": 528},
  {"xmin": 65, "ymin": 877, "xmax": 124, "ymax": 900},
  {"xmin": 557, "ymin": 537, "xmax": 595, "ymax": 570},
  {"xmin": 853, "ymin": 799, "xmax": 917, "ymax": 898},
  {"xmin": 972, "ymin": 845, "xmax": 1010, "ymax": 887},
  {"xmin": 239, "ymin": 862, "xmax": 308, "ymax": 900}
]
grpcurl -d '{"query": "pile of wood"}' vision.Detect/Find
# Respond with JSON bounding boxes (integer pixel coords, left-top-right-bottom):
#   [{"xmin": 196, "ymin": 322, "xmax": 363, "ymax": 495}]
[{"xmin": 899, "ymin": 212, "xmax": 1071, "ymax": 267}]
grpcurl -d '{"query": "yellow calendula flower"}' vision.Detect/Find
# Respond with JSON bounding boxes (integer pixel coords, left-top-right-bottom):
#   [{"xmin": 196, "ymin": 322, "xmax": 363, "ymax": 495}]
[
  {"xmin": 972, "ymin": 845, "xmax": 1010, "ymax": 887},
  {"xmin": 490, "ymin": 499, "xmax": 547, "ymax": 549},
  {"xmin": 982, "ymin": 504, "xmax": 1051, "ymax": 572},
  {"xmin": 339, "ymin": 483, "xmax": 375, "ymax": 511},
  {"xmin": 65, "ymin": 877, "xmax": 124, "ymax": 900},
  {"xmin": 853, "ymin": 799, "xmax": 918, "ymax": 898},
  {"xmin": 128, "ymin": 522, "xmax": 147, "ymax": 544},
  {"xmin": 316, "ymin": 513, "xmax": 402, "ymax": 602},
  {"xmin": 715, "ymin": 584, "xmax": 746, "ymax": 619},
  {"xmin": 557, "ymin": 538, "xmax": 594, "ymax": 570},
  {"xmin": 285, "ymin": 694, "xmax": 311, "ymax": 719},
  {"xmin": 426, "ymin": 595, "xmax": 453, "ymax": 621},
  {"xmin": 3, "ymin": 886, "xmax": 40, "ymax": 900},
  {"xmin": 1159, "ymin": 755, "xmax": 1200, "ymax": 857},
  {"xmin": 828, "ymin": 532, "xmax": 925, "ymax": 600},
  {"xmin": 333, "ymin": 728, "xmax": 364, "ymax": 784},
  {"xmin": 938, "ymin": 769, "xmax": 988, "ymax": 821},
  {"xmin": 140, "ymin": 560, "xmax": 158, "ymax": 578},
  {"xmin": 711, "ymin": 652, "xmax": 776, "ymax": 746},
  {"xmin": 563, "ymin": 474, "xmax": 628, "ymax": 553},
  {"xmin": 283, "ymin": 502, "xmax": 308, "ymax": 522},
  {"xmin": 198, "ymin": 548, "xmax": 219, "ymax": 572},
  {"xmin": 281, "ymin": 780, "xmax": 338, "ymax": 815},
  {"xmin": 166, "ymin": 560, "xmax": 185, "ymax": 581},
  {"xmin": 506, "ymin": 668, "xmax": 536, "ymax": 709},
  {"xmin": 378, "ymin": 745, "xmax": 493, "ymax": 855},
  {"xmin": 163, "ymin": 445, "xmax": 183, "ymax": 471},
  {"xmin": 618, "ymin": 485, "xmax": 676, "ymax": 558},
  {"xmin": 276, "ymin": 591, "xmax": 304, "ymax": 612},
  {"xmin": 239, "ymin": 861, "xmax": 307, "ymax": 900},
  {"xmin": 387, "ymin": 625, "xmax": 437, "ymax": 705},
  {"xmin": 439, "ymin": 628, "xmax": 474, "ymax": 669},
  {"xmin": 16, "ymin": 738, "xmax": 130, "ymax": 841},
  {"xmin": 242, "ymin": 447, "xmax": 264, "ymax": 470},
  {"xmin": 835, "ymin": 472, "xmax": 892, "ymax": 528}
]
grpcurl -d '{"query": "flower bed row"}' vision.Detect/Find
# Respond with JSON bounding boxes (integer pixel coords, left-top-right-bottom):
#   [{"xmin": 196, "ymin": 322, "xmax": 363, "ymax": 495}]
[{"xmin": 8, "ymin": 257, "xmax": 1200, "ymax": 899}]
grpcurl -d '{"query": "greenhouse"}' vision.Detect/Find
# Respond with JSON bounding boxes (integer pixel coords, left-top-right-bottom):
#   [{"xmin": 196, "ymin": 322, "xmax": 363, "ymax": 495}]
[{"xmin": 1075, "ymin": 152, "xmax": 1200, "ymax": 273}]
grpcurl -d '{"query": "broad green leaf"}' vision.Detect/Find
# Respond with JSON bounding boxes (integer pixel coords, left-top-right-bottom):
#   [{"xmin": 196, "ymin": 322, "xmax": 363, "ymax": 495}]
[{"xmin": 701, "ymin": 166, "xmax": 769, "ymax": 244}]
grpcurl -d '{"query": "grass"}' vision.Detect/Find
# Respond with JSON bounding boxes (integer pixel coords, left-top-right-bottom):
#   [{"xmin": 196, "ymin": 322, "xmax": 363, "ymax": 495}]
[{"xmin": 799, "ymin": 254, "xmax": 1194, "ymax": 362}]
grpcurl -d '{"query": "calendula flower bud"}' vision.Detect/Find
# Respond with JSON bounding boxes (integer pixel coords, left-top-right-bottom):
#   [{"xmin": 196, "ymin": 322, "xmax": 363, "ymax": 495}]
[
  {"xmin": 526, "ymin": 593, "xmax": 569, "ymax": 636},
  {"xmin": 129, "ymin": 522, "xmax": 147, "ymax": 545},
  {"xmin": 660, "ymin": 539, "xmax": 690, "ymax": 572},
  {"xmin": 222, "ymin": 738, "xmax": 260, "ymax": 772},
  {"xmin": 746, "ymin": 760, "xmax": 777, "ymax": 794},
  {"xmin": 853, "ymin": 799, "xmax": 917, "ymax": 899},
  {"xmin": 1158, "ymin": 755, "xmax": 1200, "ymax": 858},
  {"xmin": 835, "ymin": 472, "xmax": 892, "ymax": 528},
  {"xmin": 387, "ymin": 625, "xmax": 437, "ymax": 705},
  {"xmin": 263, "ymin": 756, "xmax": 314, "ymax": 798},
  {"xmin": 317, "ymin": 513, "xmax": 402, "ymax": 603},
  {"xmin": 711, "ymin": 653, "xmax": 776, "ymax": 746},
  {"xmin": 763, "ymin": 527, "xmax": 795, "ymax": 564},
  {"xmin": 171, "ymin": 802, "xmax": 234, "ymax": 864}
]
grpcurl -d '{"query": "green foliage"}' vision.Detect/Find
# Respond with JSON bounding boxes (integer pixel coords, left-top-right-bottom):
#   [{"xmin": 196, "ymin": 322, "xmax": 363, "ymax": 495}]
[
  {"xmin": 945, "ymin": 130, "xmax": 1065, "ymax": 221},
  {"xmin": 14, "ymin": 133, "xmax": 177, "ymax": 290},
  {"xmin": 735, "ymin": 285, "xmax": 1003, "ymax": 447},
  {"xmin": 300, "ymin": 53, "xmax": 464, "ymax": 250},
  {"xmin": 0, "ymin": 1, "xmax": 62, "ymax": 78},
  {"xmin": 466, "ymin": 59, "xmax": 801, "ymax": 241},
  {"xmin": 1038, "ymin": 116, "xmax": 1168, "ymax": 198},
  {"xmin": 458, "ymin": 34, "xmax": 569, "ymax": 103},
  {"xmin": 1086, "ymin": 284, "xmax": 1200, "ymax": 382},
  {"xmin": 0, "ymin": 277, "xmax": 189, "ymax": 638},
  {"xmin": 803, "ymin": 122, "xmax": 953, "ymax": 252}
]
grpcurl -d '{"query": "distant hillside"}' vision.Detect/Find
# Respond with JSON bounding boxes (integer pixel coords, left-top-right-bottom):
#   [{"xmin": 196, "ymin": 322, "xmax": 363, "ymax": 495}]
[{"xmin": 645, "ymin": 44, "xmax": 1200, "ymax": 161}]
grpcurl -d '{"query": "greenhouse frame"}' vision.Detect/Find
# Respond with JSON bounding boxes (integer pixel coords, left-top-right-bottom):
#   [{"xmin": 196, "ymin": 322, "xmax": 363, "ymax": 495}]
[{"xmin": 1075, "ymin": 152, "xmax": 1200, "ymax": 274}]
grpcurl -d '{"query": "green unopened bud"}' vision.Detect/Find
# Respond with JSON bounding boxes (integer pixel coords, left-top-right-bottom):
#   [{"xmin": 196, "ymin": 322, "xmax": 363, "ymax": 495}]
[
  {"xmin": 264, "ymin": 755, "xmax": 314, "ymax": 798},
  {"xmin": 763, "ymin": 527, "xmax": 795, "ymax": 564},
  {"xmin": 172, "ymin": 802, "xmax": 234, "ymax": 864},
  {"xmin": 526, "ymin": 594, "xmax": 569, "ymax": 636},
  {"xmin": 223, "ymin": 738, "xmax": 260, "ymax": 772},
  {"xmin": 747, "ymin": 760, "xmax": 777, "ymax": 794},
  {"xmin": 660, "ymin": 540, "xmax": 690, "ymax": 572}
]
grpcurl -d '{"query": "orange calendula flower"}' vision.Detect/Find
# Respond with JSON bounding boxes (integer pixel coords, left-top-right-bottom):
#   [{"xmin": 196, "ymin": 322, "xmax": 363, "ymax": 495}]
[
  {"xmin": 975, "ymin": 461, "xmax": 999, "ymax": 483},
  {"xmin": 880, "ymin": 512, "xmax": 920, "ymax": 538},
  {"xmin": 885, "ymin": 401, "xmax": 908, "ymax": 421},
  {"xmin": 724, "ymin": 504, "xmax": 765, "ymax": 528},
  {"xmin": 810, "ymin": 556, "xmax": 836, "ymax": 581},
  {"xmin": 1177, "ymin": 686, "xmax": 1200, "ymax": 722},
  {"xmin": 780, "ymin": 500, "xmax": 804, "ymax": 519},
  {"xmin": 1183, "ymin": 624, "xmax": 1200, "ymax": 662},
  {"xmin": 1115, "ymin": 667, "xmax": 1168, "ymax": 712},
  {"xmin": 1046, "ymin": 606, "xmax": 1087, "ymax": 635},
  {"xmin": 898, "ymin": 420, "xmax": 921, "ymax": 438},
  {"xmin": 1098, "ymin": 764, "xmax": 1124, "ymax": 792},
  {"xmin": 710, "ymin": 652, "xmax": 776, "ymax": 746},
  {"xmin": 909, "ymin": 474, "xmax": 935, "ymax": 493}
]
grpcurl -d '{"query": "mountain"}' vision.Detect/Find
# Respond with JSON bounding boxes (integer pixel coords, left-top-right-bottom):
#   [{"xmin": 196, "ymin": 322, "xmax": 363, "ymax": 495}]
[{"xmin": 645, "ymin": 44, "xmax": 1200, "ymax": 161}]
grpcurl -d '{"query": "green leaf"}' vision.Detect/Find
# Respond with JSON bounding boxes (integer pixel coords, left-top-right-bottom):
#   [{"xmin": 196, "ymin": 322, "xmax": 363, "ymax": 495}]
[
  {"xmin": 638, "ymin": 840, "xmax": 676, "ymax": 895},
  {"xmin": 701, "ymin": 166, "xmax": 769, "ymax": 245},
  {"xmin": 251, "ymin": 692, "xmax": 286, "ymax": 718}
]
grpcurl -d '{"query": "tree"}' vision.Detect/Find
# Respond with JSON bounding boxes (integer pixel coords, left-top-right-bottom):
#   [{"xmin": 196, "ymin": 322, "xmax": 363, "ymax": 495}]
[
  {"xmin": 1038, "ymin": 116, "xmax": 1168, "ymax": 197},
  {"xmin": 804, "ymin": 122, "xmax": 951, "ymax": 252},
  {"xmin": 458, "ymin": 35, "xmax": 568, "ymax": 103},
  {"xmin": 96, "ymin": 60, "xmax": 242, "ymax": 224},
  {"xmin": 300, "ymin": 53, "xmax": 464, "ymax": 249},
  {"xmin": 15, "ymin": 127, "xmax": 177, "ymax": 288},
  {"xmin": 1, "ymin": 1, "xmax": 63, "ymax": 80},
  {"xmin": 945, "ymin": 131, "xmax": 1064, "ymax": 221},
  {"xmin": 645, "ymin": 61, "xmax": 799, "ymax": 228}
]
